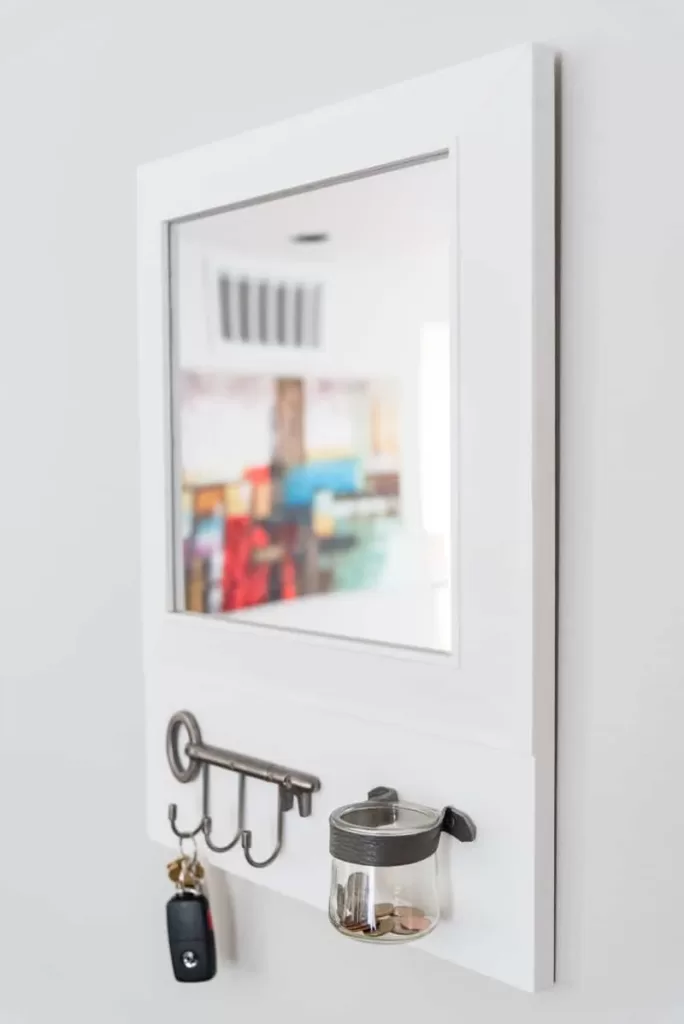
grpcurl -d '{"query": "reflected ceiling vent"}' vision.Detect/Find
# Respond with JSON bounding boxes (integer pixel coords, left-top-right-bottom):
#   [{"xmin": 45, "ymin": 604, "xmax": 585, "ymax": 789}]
[{"xmin": 218, "ymin": 272, "xmax": 322, "ymax": 348}]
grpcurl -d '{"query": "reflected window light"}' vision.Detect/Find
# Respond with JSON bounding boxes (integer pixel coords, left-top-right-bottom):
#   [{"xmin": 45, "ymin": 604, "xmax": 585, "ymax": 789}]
[{"xmin": 419, "ymin": 323, "xmax": 451, "ymax": 586}]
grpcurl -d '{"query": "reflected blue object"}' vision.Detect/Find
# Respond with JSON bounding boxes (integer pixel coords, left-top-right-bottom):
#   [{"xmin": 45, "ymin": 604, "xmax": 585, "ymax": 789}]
[{"xmin": 282, "ymin": 459, "xmax": 362, "ymax": 506}]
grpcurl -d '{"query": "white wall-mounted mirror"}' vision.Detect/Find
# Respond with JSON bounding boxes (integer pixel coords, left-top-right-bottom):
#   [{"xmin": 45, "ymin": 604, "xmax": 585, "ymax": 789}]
[
  {"xmin": 170, "ymin": 156, "xmax": 453, "ymax": 652},
  {"xmin": 141, "ymin": 46, "xmax": 555, "ymax": 991}
]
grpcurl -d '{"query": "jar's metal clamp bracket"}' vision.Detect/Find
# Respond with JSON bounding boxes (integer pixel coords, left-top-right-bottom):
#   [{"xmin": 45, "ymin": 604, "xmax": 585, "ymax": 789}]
[
  {"xmin": 166, "ymin": 710, "xmax": 322, "ymax": 869},
  {"xmin": 368, "ymin": 787, "xmax": 477, "ymax": 843}
]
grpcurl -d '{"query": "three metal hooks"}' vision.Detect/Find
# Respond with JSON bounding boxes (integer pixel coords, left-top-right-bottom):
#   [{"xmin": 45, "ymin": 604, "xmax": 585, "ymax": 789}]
[{"xmin": 166, "ymin": 710, "xmax": 322, "ymax": 869}]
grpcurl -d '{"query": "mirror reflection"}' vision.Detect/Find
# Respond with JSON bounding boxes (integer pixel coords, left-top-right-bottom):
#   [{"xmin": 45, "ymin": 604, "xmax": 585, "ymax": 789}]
[{"xmin": 170, "ymin": 156, "xmax": 452, "ymax": 652}]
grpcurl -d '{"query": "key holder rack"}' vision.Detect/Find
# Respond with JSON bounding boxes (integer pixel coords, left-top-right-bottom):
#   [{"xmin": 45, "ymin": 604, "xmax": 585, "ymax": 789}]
[{"xmin": 166, "ymin": 710, "xmax": 322, "ymax": 868}]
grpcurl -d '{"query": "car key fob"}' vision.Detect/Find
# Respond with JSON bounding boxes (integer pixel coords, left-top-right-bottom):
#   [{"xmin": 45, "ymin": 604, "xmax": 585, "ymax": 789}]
[{"xmin": 166, "ymin": 891, "xmax": 217, "ymax": 982}]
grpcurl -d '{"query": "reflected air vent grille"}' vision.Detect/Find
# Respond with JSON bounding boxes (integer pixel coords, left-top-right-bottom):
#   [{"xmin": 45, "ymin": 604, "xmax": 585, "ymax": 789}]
[{"xmin": 218, "ymin": 273, "xmax": 322, "ymax": 348}]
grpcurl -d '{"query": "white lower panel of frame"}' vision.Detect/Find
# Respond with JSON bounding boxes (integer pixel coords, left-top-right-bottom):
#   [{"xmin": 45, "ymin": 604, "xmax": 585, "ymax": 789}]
[{"xmin": 148, "ymin": 681, "xmax": 552, "ymax": 991}]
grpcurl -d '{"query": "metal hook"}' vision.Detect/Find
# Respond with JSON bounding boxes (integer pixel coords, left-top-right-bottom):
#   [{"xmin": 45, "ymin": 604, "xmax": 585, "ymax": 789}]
[
  {"xmin": 165, "ymin": 709, "xmax": 321, "ymax": 868},
  {"xmin": 201, "ymin": 763, "xmax": 245, "ymax": 854},
  {"xmin": 241, "ymin": 783, "xmax": 289, "ymax": 869},
  {"xmin": 168, "ymin": 802, "xmax": 204, "ymax": 840},
  {"xmin": 167, "ymin": 711, "xmax": 205, "ymax": 839}
]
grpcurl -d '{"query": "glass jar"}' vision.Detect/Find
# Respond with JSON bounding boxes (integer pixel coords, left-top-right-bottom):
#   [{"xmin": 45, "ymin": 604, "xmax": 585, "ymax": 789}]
[{"xmin": 328, "ymin": 799, "xmax": 444, "ymax": 943}]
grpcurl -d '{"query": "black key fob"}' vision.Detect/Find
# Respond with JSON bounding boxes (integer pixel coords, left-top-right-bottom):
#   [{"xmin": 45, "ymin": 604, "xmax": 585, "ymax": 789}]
[{"xmin": 166, "ymin": 891, "xmax": 217, "ymax": 982}]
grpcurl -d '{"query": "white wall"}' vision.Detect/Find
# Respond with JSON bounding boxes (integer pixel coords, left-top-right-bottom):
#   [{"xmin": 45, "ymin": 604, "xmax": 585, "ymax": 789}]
[{"xmin": 0, "ymin": 1, "xmax": 683, "ymax": 1021}]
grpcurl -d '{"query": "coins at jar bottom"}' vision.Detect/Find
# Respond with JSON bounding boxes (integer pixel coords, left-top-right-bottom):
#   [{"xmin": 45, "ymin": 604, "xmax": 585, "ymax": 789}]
[{"xmin": 337, "ymin": 902, "xmax": 433, "ymax": 940}]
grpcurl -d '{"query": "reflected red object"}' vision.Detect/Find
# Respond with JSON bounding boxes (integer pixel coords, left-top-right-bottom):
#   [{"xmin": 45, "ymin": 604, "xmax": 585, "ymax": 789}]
[
  {"xmin": 222, "ymin": 516, "xmax": 297, "ymax": 610},
  {"xmin": 243, "ymin": 465, "xmax": 270, "ymax": 486},
  {"xmin": 282, "ymin": 559, "xmax": 297, "ymax": 600}
]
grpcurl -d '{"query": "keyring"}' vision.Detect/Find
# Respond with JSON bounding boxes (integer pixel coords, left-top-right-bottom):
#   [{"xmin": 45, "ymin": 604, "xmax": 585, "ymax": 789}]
[{"xmin": 178, "ymin": 833, "xmax": 199, "ymax": 866}]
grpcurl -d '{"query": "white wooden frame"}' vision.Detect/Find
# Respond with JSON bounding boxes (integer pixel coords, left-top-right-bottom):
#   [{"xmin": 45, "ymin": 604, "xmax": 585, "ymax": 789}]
[{"xmin": 139, "ymin": 44, "xmax": 556, "ymax": 991}]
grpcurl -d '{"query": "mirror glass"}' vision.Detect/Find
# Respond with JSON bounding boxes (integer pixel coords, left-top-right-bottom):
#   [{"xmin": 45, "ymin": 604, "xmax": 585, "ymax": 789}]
[{"xmin": 169, "ymin": 156, "xmax": 452, "ymax": 652}]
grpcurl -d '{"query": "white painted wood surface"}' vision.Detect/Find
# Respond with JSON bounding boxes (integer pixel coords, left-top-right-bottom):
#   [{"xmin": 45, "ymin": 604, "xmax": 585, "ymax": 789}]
[{"xmin": 138, "ymin": 44, "xmax": 556, "ymax": 991}]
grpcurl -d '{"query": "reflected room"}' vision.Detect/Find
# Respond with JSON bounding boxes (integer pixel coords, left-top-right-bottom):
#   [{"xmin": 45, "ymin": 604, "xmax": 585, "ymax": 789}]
[{"xmin": 170, "ymin": 157, "xmax": 452, "ymax": 652}]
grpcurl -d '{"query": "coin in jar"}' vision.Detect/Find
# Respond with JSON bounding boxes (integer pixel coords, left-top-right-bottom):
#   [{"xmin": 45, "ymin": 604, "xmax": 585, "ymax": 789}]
[
  {"xmin": 346, "ymin": 872, "xmax": 370, "ymax": 921},
  {"xmin": 366, "ymin": 917, "xmax": 395, "ymax": 936},
  {"xmin": 336, "ymin": 884, "xmax": 346, "ymax": 921},
  {"xmin": 393, "ymin": 914, "xmax": 432, "ymax": 934},
  {"xmin": 392, "ymin": 905, "xmax": 425, "ymax": 919},
  {"xmin": 342, "ymin": 919, "xmax": 368, "ymax": 932},
  {"xmin": 373, "ymin": 903, "xmax": 394, "ymax": 919}
]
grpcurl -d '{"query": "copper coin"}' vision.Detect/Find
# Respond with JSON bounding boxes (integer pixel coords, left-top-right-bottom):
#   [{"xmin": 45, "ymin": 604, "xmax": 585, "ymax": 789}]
[
  {"xmin": 395, "ymin": 914, "xmax": 432, "ymax": 934},
  {"xmin": 343, "ymin": 919, "xmax": 368, "ymax": 932},
  {"xmin": 392, "ymin": 905, "xmax": 425, "ymax": 919},
  {"xmin": 373, "ymin": 903, "xmax": 394, "ymax": 919}
]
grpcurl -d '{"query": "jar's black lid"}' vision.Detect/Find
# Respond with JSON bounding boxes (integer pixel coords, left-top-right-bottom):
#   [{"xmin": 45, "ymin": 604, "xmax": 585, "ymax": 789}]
[{"xmin": 329, "ymin": 801, "xmax": 443, "ymax": 867}]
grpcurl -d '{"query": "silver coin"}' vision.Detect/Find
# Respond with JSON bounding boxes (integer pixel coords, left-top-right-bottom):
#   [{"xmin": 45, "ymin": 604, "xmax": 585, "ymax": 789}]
[
  {"xmin": 336, "ymin": 884, "xmax": 346, "ymax": 922},
  {"xmin": 345, "ymin": 872, "xmax": 370, "ymax": 924},
  {"xmin": 370, "ymin": 917, "xmax": 395, "ymax": 936}
]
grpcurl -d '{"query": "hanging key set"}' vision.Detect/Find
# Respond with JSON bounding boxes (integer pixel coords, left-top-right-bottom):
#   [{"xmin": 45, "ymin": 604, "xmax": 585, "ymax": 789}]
[
  {"xmin": 167, "ymin": 838, "xmax": 216, "ymax": 982},
  {"xmin": 164, "ymin": 710, "xmax": 322, "ymax": 982}
]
